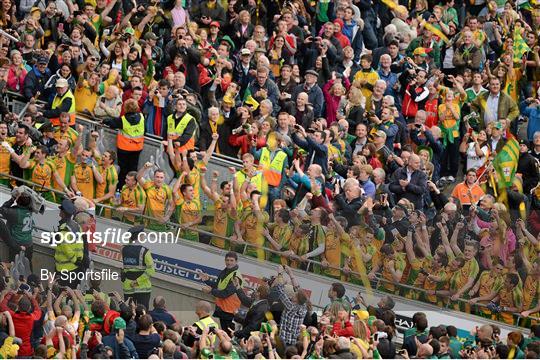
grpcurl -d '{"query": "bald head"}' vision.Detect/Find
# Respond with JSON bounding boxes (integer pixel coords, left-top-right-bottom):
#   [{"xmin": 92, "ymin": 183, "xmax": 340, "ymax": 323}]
[
  {"xmin": 195, "ymin": 301, "xmax": 213, "ymax": 316},
  {"xmin": 408, "ymin": 154, "xmax": 421, "ymax": 171},
  {"xmin": 417, "ymin": 343, "xmax": 434, "ymax": 358}
]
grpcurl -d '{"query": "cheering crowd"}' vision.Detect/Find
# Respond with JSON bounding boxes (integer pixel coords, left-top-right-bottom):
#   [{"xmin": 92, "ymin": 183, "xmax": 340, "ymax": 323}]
[{"xmin": 0, "ymin": 0, "xmax": 539, "ymax": 355}]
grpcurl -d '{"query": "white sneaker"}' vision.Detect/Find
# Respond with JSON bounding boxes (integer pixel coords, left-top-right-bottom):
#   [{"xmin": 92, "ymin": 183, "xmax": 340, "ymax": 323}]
[
  {"xmin": 440, "ymin": 176, "xmax": 448, "ymax": 182},
  {"xmin": 447, "ymin": 176, "xmax": 455, "ymax": 182}
]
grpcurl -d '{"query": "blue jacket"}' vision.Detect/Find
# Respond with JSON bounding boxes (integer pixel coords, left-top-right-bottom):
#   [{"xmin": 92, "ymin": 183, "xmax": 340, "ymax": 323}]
[
  {"xmin": 291, "ymin": 132, "xmax": 329, "ymax": 174},
  {"xmin": 149, "ymin": 308, "xmax": 177, "ymax": 328},
  {"xmin": 102, "ymin": 332, "xmax": 138, "ymax": 359},
  {"xmin": 521, "ymin": 101, "xmax": 540, "ymax": 141}
]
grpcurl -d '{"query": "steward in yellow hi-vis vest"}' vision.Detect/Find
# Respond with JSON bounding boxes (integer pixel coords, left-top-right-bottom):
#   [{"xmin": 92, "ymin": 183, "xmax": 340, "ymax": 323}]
[
  {"xmin": 166, "ymin": 97, "xmax": 198, "ymax": 152},
  {"xmin": 121, "ymin": 225, "xmax": 155, "ymax": 309},
  {"xmin": 251, "ymin": 132, "xmax": 289, "ymax": 211},
  {"xmin": 54, "ymin": 199, "xmax": 84, "ymax": 288},
  {"xmin": 199, "ymin": 252, "xmax": 242, "ymax": 331},
  {"xmin": 44, "ymin": 78, "xmax": 76, "ymax": 126}
]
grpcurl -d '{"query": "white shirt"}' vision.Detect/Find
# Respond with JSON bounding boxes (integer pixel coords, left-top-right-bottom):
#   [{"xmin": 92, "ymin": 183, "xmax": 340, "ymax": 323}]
[
  {"xmin": 466, "ymin": 142, "xmax": 488, "ymax": 170},
  {"xmin": 485, "ymin": 92, "xmax": 500, "ymax": 126}
]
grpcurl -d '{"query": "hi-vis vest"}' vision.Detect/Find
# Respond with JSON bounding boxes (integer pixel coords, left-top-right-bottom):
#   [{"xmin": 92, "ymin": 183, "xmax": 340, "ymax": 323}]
[
  {"xmin": 117, "ymin": 114, "xmax": 144, "ymax": 151},
  {"xmin": 54, "ymin": 222, "xmax": 83, "ymax": 272},
  {"xmin": 166, "ymin": 113, "xmax": 197, "ymax": 140},
  {"xmin": 195, "ymin": 316, "xmax": 219, "ymax": 346},
  {"xmin": 122, "ymin": 244, "xmax": 147, "ymax": 280},
  {"xmin": 259, "ymin": 148, "xmax": 287, "ymax": 187},
  {"xmin": 50, "ymin": 90, "xmax": 76, "ymax": 126},
  {"xmin": 215, "ymin": 269, "xmax": 242, "ymax": 313}
]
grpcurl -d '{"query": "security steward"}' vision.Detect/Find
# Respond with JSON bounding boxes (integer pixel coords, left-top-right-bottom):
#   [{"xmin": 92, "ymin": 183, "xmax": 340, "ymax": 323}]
[
  {"xmin": 42, "ymin": 78, "xmax": 76, "ymax": 126},
  {"xmin": 54, "ymin": 199, "xmax": 84, "ymax": 288},
  {"xmin": 103, "ymin": 99, "xmax": 145, "ymax": 190},
  {"xmin": 253, "ymin": 132, "xmax": 288, "ymax": 211},
  {"xmin": 164, "ymin": 96, "xmax": 198, "ymax": 152},
  {"xmin": 183, "ymin": 300, "xmax": 219, "ymax": 347},
  {"xmin": 198, "ymin": 251, "xmax": 242, "ymax": 333},
  {"xmin": 121, "ymin": 225, "xmax": 155, "ymax": 308}
]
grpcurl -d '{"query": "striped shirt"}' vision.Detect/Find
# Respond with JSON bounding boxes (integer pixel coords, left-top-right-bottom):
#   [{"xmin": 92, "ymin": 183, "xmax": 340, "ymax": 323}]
[
  {"xmin": 96, "ymin": 165, "xmax": 118, "ymax": 201},
  {"xmin": 120, "ymin": 184, "xmax": 146, "ymax": 222}
]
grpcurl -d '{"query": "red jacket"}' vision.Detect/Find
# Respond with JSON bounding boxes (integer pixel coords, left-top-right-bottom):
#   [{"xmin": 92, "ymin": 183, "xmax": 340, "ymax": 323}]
[
  {"xmin": 402, "ymin": 84, "xmax": 428, "ymax": 118},
  {"xmin": 331, "ymin": 320, "xmax": 355, "ymax": 337},
  {"xmin": 1, "ymin": 292, "xmax": 42, "ymax": 357}
]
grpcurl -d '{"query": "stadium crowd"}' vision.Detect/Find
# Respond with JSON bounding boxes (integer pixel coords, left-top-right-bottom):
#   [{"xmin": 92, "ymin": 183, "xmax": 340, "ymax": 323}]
[{"xmin": 0, "ymin": 0, "xmax": 538, "ymax": 355}]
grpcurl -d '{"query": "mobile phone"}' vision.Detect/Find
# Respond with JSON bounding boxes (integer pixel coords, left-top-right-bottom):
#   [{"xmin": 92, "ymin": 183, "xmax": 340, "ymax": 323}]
[
  {"xmin": 58, "ymin": 23, "xmax": 64, "ymax": 32},
  {"xmin": 372, "ymin": 333, "xmax": 379, "ymax": 342},
  {"xmin": 100, "ymin": 97, "xmax": 106, "ymax": 103},
  {"xmin": 391, "ymin": 228, "xmax": 399, "ymax": 236}
]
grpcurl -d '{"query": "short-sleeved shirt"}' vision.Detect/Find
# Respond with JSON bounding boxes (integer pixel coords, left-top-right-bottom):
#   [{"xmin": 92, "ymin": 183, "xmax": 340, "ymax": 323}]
[
  {"xmin": 381, "ymin": 252, "xmax": 406, "ymax": 292},
  {"xmin": 50, "ymin": 152, "xmax": 76, "ymax": 191},
  {"xmin": 73, "ymin": 163, "xmax": 95, "ymax": 199},
  {"xmin": 53, "ymin": 127, "xmax": 78, "ymax": 145},
  {"xmin": 120, "ymin": 184, "xmax": 147, "ymax": 222},
  {"xmin": 95, "ymin": 165, "xmax": 118, "ymax": 200},
  {"xmin": 177, "ymin": 199, "xmax": 201, "ymax": 240},
  {"xmin": 450, "ymin": 258, "xmax": 480, "ymax": 291},
  {"xmin": 143, "ymin": 180, "xmax": 173, "ymax": 218},
  {"xmin": 0, "ymin": 137, "xmax": 14, "ymax": 178},
  {"xmin": 28, "ymin": 160, "xmax": 56, "ymax": 189}
]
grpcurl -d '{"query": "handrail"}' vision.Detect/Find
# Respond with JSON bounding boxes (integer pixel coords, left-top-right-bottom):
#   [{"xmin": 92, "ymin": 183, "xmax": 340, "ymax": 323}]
[{"xmin": 1, "ymin": 174, "xmax": 537, "ymax": 326}]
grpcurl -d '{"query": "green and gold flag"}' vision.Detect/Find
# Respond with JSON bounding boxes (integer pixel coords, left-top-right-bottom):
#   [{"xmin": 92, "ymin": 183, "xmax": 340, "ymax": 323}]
[
  {"xmin": 513, "ymin": 29, "xmax": 530, "ymax": 63},
  {"xmin": 493, "ymin": 137, "xmax": 519, "ymax": 188}
]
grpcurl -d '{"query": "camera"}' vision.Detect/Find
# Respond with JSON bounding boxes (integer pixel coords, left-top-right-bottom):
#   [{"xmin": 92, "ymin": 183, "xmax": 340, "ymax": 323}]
[
  {"xmin": 11, "ymin": 186, "xmax": 45, "ymax": 214},
  {"xmin": 17, "ymin": 283, "xmax": 31, "ymax": 294},
  {"xmin": 208, "ymin": 326, "xmax": 217, "ymax": 334}
]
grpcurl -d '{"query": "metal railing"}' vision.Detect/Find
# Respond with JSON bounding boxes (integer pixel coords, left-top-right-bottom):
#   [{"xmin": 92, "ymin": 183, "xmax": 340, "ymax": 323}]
[{"xmin": 1, "ymin": 173, "xmax": 537, "ymax": 328}]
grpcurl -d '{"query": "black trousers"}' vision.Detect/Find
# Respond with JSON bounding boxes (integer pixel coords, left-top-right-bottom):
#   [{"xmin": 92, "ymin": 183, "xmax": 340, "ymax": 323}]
[
  {"xmin": 217, "ymin": 312, "xmax": 235, "ymax": 335},
  {"xmin": 441, "ymin": 141, "xmax": 460, "ymax": 178},
  {"xmin": 117, "ymin": 149, "xmax": 141, "ymax": 190},
  {"xmin": 125, "ymin": 292, "xmax": 151, "ymax": 309}
]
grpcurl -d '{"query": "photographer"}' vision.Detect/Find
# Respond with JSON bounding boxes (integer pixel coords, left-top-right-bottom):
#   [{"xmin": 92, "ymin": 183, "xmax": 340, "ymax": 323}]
[{"xmin": 0, "ymin": 189, "xmax": 33, "ymax": 264}]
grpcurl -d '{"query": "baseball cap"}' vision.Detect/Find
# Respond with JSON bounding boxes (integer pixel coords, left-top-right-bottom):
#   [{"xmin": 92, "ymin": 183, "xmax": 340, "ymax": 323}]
[
  {"xmin": 39, "ymin": 122, "xmax": 54, "ymax": 133},
  {"xmin": 240, "ymin": 48, "xmax": 251, "ymax": 56},
  {"xmin": 37, "ymin": 56, "xmax": 49, "ymax": 64},
  {"xmin": 123, "ymin": 27, "xmax": 135, "ymax": 35},
  {"xmin": 373, "ymin": 130, "xmax": 387, "ymax": 139},
  {"xmin": 59, "ymin": 199, "xmax": 76, "ymax": 216},
  {"xmin": 210, "ymin": 21, "xmax": 220, "ymax": 28},
  {"xmin": 352, "ymin": 309, "xmax": 370, "ymax": 320},
  {"xmin": 55, "ymin": 78, "xmax": 68, "ymax": 87},
  {"xmin": 144, "ymin": 32, "xmax": 158, "ymax": 41},
  {"xmin": 413, "ymin": 47, "xmax": 430, "ymax": 57},
  {"xmin": 493, "ymin": 121, "xmax": 504, "ymax": 130}
]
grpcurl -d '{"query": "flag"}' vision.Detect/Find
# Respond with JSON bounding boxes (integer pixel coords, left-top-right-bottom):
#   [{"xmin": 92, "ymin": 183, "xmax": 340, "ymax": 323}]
[
  {"xmin": 493, "ymin": 137, "xmax": 519, "ymax": 188},
  {"xmin": 420, "ymin": 19, "xmax": 450, "ymax": 44},
  {"xmin": 243, "ymin": 88, "xmax": 259, "ymax": 110},
  {"xmin": 513, "ymin": 29, "xmax": 530, "ymax": 63},
  {"xmin": 380, "ymin": 0, "xmax": 398, "ymax": 10}
]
